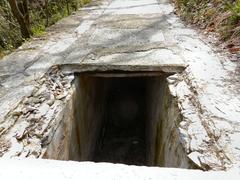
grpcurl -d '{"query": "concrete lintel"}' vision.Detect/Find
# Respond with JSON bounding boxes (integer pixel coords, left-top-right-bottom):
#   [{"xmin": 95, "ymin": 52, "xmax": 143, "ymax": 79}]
[{"xmin": 59, "ymin": 63, "xmax": 186, "ymax": 76}]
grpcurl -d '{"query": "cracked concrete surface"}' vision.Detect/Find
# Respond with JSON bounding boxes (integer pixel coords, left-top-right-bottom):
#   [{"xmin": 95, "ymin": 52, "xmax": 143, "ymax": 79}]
[{"xmin": 0, "ymin": 0, "xmax": 240, "ymax": 174}]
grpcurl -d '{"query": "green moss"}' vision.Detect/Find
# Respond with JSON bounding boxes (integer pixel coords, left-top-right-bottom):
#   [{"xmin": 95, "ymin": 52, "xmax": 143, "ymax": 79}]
[
  {"xmin": 31, "ymin": 24, "xmax": 46, "ymax": 36},
  {"xmin": 82, "ymin": 0, "xmax": 91, "ymax": 4},
  {"xmin": 51, "ymin": 11, "xmax": 66, "ymax": 23}
]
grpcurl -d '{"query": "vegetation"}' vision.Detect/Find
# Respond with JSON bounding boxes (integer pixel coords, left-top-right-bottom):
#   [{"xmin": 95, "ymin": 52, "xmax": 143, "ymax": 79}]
[
  {"xmin": 173, "ymin": 0, "xmax": 240, "ymax": 50},
  {"xmin": 0, "ymin": 0, "xmax": 91, "ymax": 58}
]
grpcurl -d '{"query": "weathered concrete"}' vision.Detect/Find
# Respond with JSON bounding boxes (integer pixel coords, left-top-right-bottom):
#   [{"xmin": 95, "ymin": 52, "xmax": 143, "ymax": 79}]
[
  {"xmin": 0, "ymin": 159, "xmax": 239, "ymax": 180},
  {"xmin": 0, "ymin": 159, "xmax": 240, "ymax": 180},
  {"xmin": 0, "ymin": 0, "xmax": 240, "ymax": 174}
]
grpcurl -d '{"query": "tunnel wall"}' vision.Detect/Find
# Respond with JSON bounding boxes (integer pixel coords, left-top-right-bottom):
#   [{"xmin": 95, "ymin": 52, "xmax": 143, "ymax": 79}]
[
  {"xmin": 146, "ymin": 77, "xmax": 196, "ymax": 168},
  {"xmin": 145, "ymin": 77, "xmax": 165, "ymax": 165},
  {"xmin": 43, "ymin": 75, "xmax": 107, "ymax": 161},
  {"xmin": 70, "ymin": 75, "xmax": 107, "ymax": 161},
  {"xmin": 42, "ymin": 91, "xmax": 75, "ymax": 160}
]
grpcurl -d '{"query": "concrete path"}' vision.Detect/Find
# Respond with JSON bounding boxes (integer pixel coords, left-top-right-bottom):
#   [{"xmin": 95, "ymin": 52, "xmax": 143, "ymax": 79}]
[{"xmin": 0, "ymin": 0, "xmax": 240, "ymax": 173}]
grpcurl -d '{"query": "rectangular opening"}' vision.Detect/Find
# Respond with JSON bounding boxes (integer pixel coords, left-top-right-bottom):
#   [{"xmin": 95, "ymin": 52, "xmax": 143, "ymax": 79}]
[
  {"xmin": 93, "ymin": 77, "xmax": 148, "ymax": 165},
  {"xmin": 43, "ymin": 72, "xmax": 197, "ymax": 169},
  {"xmin": 70, "ymin": 73, "xmax": 163, "ymax": 166}
]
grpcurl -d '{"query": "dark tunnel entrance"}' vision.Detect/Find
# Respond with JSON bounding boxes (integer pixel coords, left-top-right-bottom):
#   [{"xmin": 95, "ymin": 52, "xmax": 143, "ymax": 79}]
[
  {"xmin": 44, "ymin": 71, "xmax": 200, "ymax": 169},
  {"xmin": 93, "ymin": 78, "xmax": 147, "ymax": 165},
  {"xmin": 67, "ymin": 72, "xmax": 168, "ymax": 166}
]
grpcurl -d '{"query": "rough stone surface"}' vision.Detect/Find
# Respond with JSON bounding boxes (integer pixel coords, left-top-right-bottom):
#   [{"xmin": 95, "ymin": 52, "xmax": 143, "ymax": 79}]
[{"xmin": 0, "ymin": 0, "xmax": 240, "ymax": 173}]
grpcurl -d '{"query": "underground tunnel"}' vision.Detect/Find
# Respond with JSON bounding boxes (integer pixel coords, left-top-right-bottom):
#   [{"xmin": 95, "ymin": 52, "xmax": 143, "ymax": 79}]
[{"xmin": 43, "ymin": 71, "xmax": 198, "ymax": 169}]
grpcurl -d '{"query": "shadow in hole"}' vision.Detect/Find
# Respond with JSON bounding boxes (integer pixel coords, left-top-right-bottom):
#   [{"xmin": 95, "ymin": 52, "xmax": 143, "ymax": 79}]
[{"xmin": 93, "ymin": 78, "xmax": 147, "ymax": 165}]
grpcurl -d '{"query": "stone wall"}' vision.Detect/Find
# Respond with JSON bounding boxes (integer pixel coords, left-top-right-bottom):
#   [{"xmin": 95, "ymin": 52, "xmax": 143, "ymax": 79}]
[
  {"xmin": 42, "ymin": 92, "xmax": 75, "ymax": 160},
  {"xmin": 71, "ymin": 75, "xmax": 107, "ymax": 161},
  {"xmin": 145, "ymin": 77, "xmax": 165, "ymax": 165},
  {"xmin": 43, "ymin": 74, "xmax": 107, "ymax": 161},
  {"xmin": 146, "ymin": 77, "xmax": 197, "ymax": 168},
  {"xmin": 154, "ymin": 82, "xmax": 196, "ymax": 168}
]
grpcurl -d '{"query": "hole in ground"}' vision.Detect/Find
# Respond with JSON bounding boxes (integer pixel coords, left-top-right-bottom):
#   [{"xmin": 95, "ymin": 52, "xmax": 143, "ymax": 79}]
[
  {"xmin": 43, "ymin": 71, "xmax": 198, "ymax": 169},
  {"xmin": 70, "ymin": 72, "xmax": 168, "ymax": 166}
]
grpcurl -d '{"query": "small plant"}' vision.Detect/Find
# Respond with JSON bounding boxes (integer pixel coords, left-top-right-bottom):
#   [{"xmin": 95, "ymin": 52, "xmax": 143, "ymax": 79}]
[
  {"xmin": 31, "ymin": 24, "xmax": 46, "ymax": 36},
  {"xmin": 225, "ymin": 0, "xmax": 240, "ymax": 24}
]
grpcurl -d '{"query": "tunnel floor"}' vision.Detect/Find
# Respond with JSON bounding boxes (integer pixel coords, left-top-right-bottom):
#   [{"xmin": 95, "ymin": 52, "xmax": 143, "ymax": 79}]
[{"xmin": 92, "ymin": 78, "xmax": 147, "ymax": 165}]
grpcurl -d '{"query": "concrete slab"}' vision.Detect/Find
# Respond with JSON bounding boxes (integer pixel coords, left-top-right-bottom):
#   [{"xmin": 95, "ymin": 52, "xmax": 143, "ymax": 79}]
[
  {"xmin": 104, "ymin": 0, "xmax": 162, "ymax": 15},
  {"xmin": 0, "ymin": 159, "xmax": 239, "ymax": 180},
  {"xmin": 83, "ymin": 49, "xmax": 184, "ymax": 68}
]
